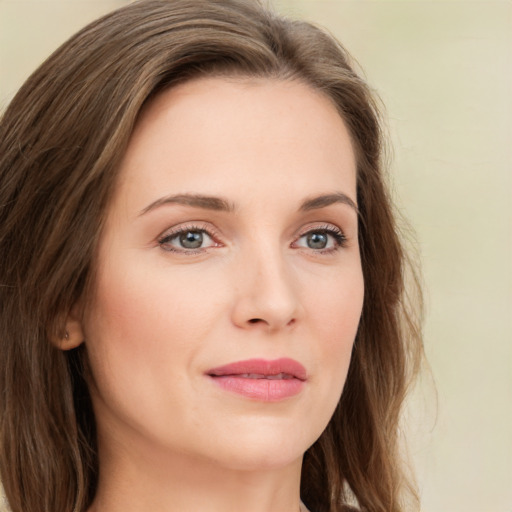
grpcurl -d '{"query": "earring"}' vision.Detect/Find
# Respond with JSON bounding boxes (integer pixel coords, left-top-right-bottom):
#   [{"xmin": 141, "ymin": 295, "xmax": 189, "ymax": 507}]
[{"xmin": 65, "ymin": 330, "xmax": 69, "ymax": 340}]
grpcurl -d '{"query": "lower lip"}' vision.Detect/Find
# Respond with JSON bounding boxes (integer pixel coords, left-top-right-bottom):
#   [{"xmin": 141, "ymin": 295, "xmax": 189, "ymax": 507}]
[{"xmin": 209, "ymin": 375, "xmax": 304, "ymax": 401}]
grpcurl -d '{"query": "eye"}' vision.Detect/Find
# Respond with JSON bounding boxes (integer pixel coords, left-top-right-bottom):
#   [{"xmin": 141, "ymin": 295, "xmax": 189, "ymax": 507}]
[
  {"xmin": 158, "ymin": 225, "xmax": 219, "ymax": 253},
  {"xmin": 294, "ymin": 226, "xmax": 347, "ymax": 253}
]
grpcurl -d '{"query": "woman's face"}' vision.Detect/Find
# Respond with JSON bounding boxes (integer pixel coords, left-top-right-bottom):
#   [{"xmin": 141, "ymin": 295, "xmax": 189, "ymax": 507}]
[{"xmin": 81, "ymin": 77, "xmax": 364, "ymax": 472}]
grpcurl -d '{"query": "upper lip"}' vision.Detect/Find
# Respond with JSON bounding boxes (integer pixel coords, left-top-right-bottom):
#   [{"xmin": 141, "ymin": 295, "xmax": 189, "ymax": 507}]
[{"xmin": 206, "ymin": 358, "xmax": 307, "ymax": 381}]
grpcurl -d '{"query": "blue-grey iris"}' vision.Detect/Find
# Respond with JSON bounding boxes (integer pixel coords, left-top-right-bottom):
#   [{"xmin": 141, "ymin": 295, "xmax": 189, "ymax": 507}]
[
  {"xmin": 180, "ymin": 231, "xmax": 203, "ymax": 249},
  {"xmin": 307, "ymin": 232, "xmax": 328, "ymax": 249}
]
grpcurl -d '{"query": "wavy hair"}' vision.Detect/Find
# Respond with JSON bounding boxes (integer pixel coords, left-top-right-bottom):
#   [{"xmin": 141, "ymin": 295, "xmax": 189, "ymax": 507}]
[{"xmin": 0, "ymin": 1, "xmax": 423, "ymax": 511}]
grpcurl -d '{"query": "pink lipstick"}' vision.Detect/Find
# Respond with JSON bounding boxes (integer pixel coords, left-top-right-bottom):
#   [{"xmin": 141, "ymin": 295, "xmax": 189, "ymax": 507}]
[{"xmin": 206, "ymin": 358, "xmax": 306, "ymax": 401}]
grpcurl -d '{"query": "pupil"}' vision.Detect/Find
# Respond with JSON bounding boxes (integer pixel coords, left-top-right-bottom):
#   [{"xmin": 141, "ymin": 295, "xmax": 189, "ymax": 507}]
[
  {"xmin": 180, "ymin": 231, "xmax": 203, "ymax": 249},
  {"xmin": 307, "ymin": 232, "xmax": 327, "ymax": 249}
]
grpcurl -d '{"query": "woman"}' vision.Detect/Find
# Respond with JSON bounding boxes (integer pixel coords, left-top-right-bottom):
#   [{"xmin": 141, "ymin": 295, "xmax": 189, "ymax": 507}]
[{"xmin": 0, "ymin": 1, "xmax": 423, "ymax": 511}]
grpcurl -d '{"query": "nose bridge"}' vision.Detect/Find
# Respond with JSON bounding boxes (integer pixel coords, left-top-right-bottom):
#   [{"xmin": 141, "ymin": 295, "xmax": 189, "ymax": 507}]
[{"xmin": 231, "ymin": 234, "xmax": 300, "ymax": 331}]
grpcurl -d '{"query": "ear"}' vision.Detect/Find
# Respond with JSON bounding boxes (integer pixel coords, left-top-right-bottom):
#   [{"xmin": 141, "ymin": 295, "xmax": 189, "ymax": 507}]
[{"xmin": 52, "ymin": 305, "xmax": 86, "ymax": 351}]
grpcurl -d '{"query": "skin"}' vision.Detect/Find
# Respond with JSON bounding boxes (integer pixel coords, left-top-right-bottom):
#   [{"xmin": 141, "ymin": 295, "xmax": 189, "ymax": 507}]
[{"xmin": 67, "ymin": 77, "xmax": 364, "ymax": 512}]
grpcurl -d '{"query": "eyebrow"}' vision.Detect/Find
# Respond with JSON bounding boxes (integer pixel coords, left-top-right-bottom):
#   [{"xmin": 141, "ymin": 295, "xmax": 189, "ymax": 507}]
[
  {"xmin": 299, "ymin": 192, "xmax": 358, "ymax": 213},
  {"xmin": 139, "ymin": 191, "xmax": 358, "ymax": 216},
  {"xmin": 139, "ymin": 193, "xmax": 236, "ymax": 216}
]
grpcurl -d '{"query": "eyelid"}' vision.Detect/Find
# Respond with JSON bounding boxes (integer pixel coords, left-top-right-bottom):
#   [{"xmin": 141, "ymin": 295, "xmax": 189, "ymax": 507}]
[
  {"xmin": 293, "ymin": 223, "xmax": 348, "ymax": 253},
  {"xmin": 296, "ymin": 222, "xmax": 345, "ymax": 236},
  {"xmin": 156, "ymin": 221, "xmax": 348, "ymax": 255},
  {"xmin": 157, "ymin": 222, "xmax": 223, "ymax": 253}
]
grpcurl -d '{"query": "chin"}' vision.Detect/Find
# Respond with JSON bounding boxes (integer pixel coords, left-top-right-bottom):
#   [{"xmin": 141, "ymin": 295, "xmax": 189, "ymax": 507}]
[
  {"xmin": 211, "ymin": 444, "xmax": 305, "ymax": 473},
  {"xmin": 191, "ymin": 419, "xmax": 321, "ymax": 473}
]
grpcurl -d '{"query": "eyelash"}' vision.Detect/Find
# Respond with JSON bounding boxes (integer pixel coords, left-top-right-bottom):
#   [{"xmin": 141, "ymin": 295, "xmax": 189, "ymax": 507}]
[
  {"xmin": 157, "ymin": 223, "xmax": 347, "ymax": 255},
  {"xmin": 294, "ymin": 224, "xmax": 348, "ymax": 254},
  {"xmin": 158, "ymin": 223, "xmax": 221, "ymax": 255}
]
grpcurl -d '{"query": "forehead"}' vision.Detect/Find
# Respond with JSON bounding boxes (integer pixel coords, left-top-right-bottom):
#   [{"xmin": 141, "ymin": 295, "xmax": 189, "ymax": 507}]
[{"xmin": 114, "ymin": 76, "xmax": 357, "ymax": 214}]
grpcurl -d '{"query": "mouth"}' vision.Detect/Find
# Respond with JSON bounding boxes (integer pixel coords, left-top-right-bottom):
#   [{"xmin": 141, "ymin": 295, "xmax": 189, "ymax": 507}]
[
  {"xmin": 232, "ymin": 373, "xmax": 296, "ymax": 380},
  {"xmin": 206, "ymin": 358, "xmax": 307, "ymax": 401}
]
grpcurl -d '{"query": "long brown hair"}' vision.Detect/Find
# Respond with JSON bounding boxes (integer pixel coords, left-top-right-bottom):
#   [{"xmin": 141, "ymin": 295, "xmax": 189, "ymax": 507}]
[{"xmin": 0, "ymin": 1, "xmax": 423, "ymax": 511}]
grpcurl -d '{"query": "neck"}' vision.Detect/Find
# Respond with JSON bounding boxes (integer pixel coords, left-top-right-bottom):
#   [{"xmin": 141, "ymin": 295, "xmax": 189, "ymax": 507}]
[{"xmin": 88, "ymin": 431, "xmax": 304, "ymax": 512}]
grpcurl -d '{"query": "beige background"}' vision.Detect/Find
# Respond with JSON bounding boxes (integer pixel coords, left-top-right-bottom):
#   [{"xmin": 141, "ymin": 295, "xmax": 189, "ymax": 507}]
[{"xmin": 1, "ymin": 1, "xmax": 511, "ymax": 511}]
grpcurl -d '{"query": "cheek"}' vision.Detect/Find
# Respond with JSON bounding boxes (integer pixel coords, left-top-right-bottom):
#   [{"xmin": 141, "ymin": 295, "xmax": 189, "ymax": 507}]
[
  {"xmin": 287, "ymin": 263, "xmax": 363, "ymax": 446},
  {"xmin": 82, "ymin": 264, "xmax": 175, "ymax": 402},
  {"xmin": 86, "ymin": 257, "xmax": 207, "ymax": 345},
  {"xmin": 82, "ymin": 255, "xmax": 226, "ymax": 396},
  {"xmin": 306, "ymin": 264, "xmax": 364, "ymax": 388},
  {"xmin": 309, "ymin": 262, "xmax": 364, "ymax": 340},
  {"xmin": 81, "ymin": 262, "xmax": 215, "ymax": 444}
]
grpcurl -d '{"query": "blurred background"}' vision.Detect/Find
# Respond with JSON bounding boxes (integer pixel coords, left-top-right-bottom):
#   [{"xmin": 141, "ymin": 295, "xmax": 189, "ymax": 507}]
[{"xmin": 1, "ymin": 1, "xmax": 510, "ymax": 511}]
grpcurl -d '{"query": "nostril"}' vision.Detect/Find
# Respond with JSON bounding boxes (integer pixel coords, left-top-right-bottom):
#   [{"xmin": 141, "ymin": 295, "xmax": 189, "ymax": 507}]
[{"xmin": 248, "ymin": 318, "xmax": 263, "ymax": 324}]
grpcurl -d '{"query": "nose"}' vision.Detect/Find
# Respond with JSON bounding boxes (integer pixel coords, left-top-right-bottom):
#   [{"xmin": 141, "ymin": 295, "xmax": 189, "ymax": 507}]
[{"xmin": 230, "ymin": 245, "xmax": 302, "ymax": 332}]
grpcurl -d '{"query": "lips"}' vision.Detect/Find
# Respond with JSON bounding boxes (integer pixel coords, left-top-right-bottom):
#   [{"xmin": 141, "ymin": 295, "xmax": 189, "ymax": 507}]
[
  {"xmin": 234, "ymin": 373, "xmax": 295, "ymax": 380},
  {"xmin": 206, "ymin": 358, "xmax": 307, "ymax": 401}
]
